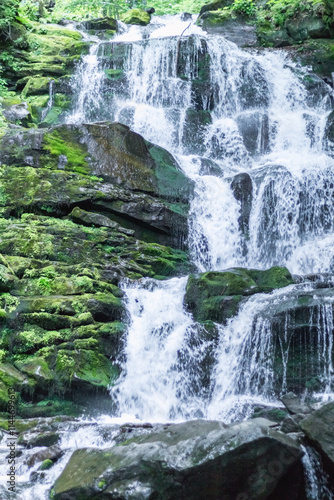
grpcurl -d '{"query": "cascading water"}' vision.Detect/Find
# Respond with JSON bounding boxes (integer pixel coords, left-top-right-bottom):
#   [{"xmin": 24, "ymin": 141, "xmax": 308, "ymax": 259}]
[
  {"xmin": 64, "ymin": 14, "xmax": 334, "ymax": 422},
  {"xmin": 302, "ymin": 446, "xmax": 334, "ymax": 500}
]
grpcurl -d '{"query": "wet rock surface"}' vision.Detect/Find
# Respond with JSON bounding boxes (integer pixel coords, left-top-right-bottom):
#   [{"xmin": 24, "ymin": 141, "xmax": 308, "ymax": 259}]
[{"xmin": 52, "ymin": 418, "xmax": 304, "ymax": 500}]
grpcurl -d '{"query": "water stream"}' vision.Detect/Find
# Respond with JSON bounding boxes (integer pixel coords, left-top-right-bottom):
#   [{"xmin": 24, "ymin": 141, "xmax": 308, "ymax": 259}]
[{"xmin": 65, "ymin": 14, "xmax": 334, "ymax": 421}]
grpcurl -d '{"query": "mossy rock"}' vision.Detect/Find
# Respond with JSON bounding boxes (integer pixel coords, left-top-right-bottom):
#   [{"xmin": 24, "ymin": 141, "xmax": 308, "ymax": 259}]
[
  {"xmin": 199, "ymin": 0, "xmax": 233, "ymax": 16},
  {"xmin": 82, "ymin": 17, "xmax": 117, "ymax": 31},
  {"xmin": 121, "ymin": 9, "xmax": 151, "ymax": 26},
  {"xmin": 22, "ymin": 76, "xmax": 52, "ymax": 97},
  {"xmin": 185, "ymin": 266, "xmax": 294, "ymax": 323},
  {"xmin": 293, "ymin": 39, "xmax": 334, "ymax": 79}
]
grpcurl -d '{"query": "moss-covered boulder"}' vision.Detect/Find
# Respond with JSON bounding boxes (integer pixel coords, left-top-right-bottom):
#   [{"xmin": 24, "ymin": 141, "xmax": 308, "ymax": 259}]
[
  {"xmin": 82, "ymin": 17, "xmax": 117, "ymax": 31},
  {"xmin": 1, "ymin": 22, "xmax": 90, "ymax": 93},
  {"xmin": 199, "ymin": 0, "xmax": 233, "ymax": 17},
  {"xmin": 0, "ymin": 122, "xmax": 193, "ymax": 246},
  {"xmin": 121, "ymin": 9, "xmax": 151, "ymax": 26},
  {"xmin": 185, "ymin": 267, "xmax": 294, "ymax": 323}
]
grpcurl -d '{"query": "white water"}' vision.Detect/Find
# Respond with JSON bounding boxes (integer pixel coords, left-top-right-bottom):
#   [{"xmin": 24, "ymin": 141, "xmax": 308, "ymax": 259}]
[{"xmin": 302, "ymin": 446, "xmax": 334, "ymax": 500}]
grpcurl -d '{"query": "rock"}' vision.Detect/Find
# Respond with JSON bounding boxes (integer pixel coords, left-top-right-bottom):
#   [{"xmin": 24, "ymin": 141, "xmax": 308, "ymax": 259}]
[
  {"xmin": 201, "ymin": 12, "xmax": 257, "ymax": 47},
  {"xmin": 236, "ymin": 111, "xmax": 269, "ymax": 155},
  {"xmin": 181, "ymin": 12, "xmax": 192, "ymax": 21},
  {"xmin": 230, "ymin": 172, "xmax": 253, "ymax": 244},
  {"xmin": 2, "ymin": 103, "xmax": 31, "ymax": 126},
  {"xmin": 52, "ymin": 418, "xmax": 304, "ymax": 500},
  {"xmin": 20, "ymin": 431, "xmax": 61, "ymax": 448},
  {"xmin": 199, "ymin": 0, "xmax": 233, "ymax": 17},
  {"xmin": 182, "ymin": 109, "xmax": 212, "ymax": 155},
  {"xmin": 0, "ymin": 264, "xmax": 17, "ymax": 292},
  {"xmin": 177, "ymin": 36, "xmax": 213, "ymax": 111},
  {"xmin": 146, "ymin": 8, "xmax": 155, "ymax": 15},
  {"xmin": 280, "ymin": 414, "xmax": 305, "ymax": 434},
  {"xmin": 69, "ymin": 207, "xmax": 134, "ymax": 235},
  {"xmin": 324, "ymin": 109, "xmax": 334, "ymax": 155},
  {"xmin": 39, "ymin": 459, "xmax": 54, "ymax": 470},
  {"xmin": 285, "ymin": 15, "xmax": 330, "ymax": 42},
  {"xmin": 300, "ymin": 402, "xmax": 334, "ymax": 471},
  {"xmin": 185, "ymin": 267, "xmax": 294, "ymax": 323},
  {"xmin": 0, "ymin": 123, "xmax": 193, "ymax": 246},
  {"xmin": 257, "ymin": 28, "xmax": 293, "ymax": 48},
  {"xmin": 293, "ymin": 39, "xmax": 334, "ymax": 80},
  {"xmin": 26, "ymin": 445, "xmax": 64, "ymax": 468},
  {"xmin": 121, "ymin": 9, "xmax": 151, "ymax": 26},
  {"xmin": 281, "ymin": 392, "xmax": 313, "ymax": 415},
  {"xmin": 82, "ymin": 17, "xmax": 117, "ymax": 31}
]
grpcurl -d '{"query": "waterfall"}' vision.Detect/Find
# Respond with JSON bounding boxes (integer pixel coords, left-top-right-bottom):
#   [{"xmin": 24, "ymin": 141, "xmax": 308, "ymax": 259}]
[
  {"xmin": 41, "ymin": 79, "xmax": 55, "ymax": 122},
  {"xmin": 65, "ymin": 15, "xmax": 334, "ymax": 422},
  {"xmin": 302, "ymin": 446, "xmax": 334, "ymax": 500}
]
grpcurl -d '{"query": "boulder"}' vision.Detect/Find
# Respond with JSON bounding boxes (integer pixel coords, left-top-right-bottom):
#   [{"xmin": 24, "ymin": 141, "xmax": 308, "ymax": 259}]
[
  {"xmin": 0, "ymin": 123, "xmax": 193, "ymax": 246},
  {"xmin": 281, "ymin": 392, "xmax": 312, "ymax": 415},
  {"xmin": 300, "ymin": 402, "xmax": 334, "ymax": 472},
  {"xmin": 82, "ymin": 17, "xmax": 117, "ymax": 31},
  {"xmin": 2, "ymin": 102, "xmax": 31, "ymax": 126},
  {"xmin": 185, "ymin": 266, "xmax": 294, "ymax": 322},
  {"xmin": 52, "ymin": 418, "xmax": 304, "ymax": 500},
  {"xmin": 199, "ymin": 0, "xmax": 233, "ymax": 17},
  {"xmin": 121, "ymin": 9, "xmax": 151, "ymax": 26},
  {"xmin": 324, "ymin": 109, "xmax": 334, "ymax": 155},
  {"xmin": 285, "ymin": 15, "xmax": 330, "ymax": 42}
]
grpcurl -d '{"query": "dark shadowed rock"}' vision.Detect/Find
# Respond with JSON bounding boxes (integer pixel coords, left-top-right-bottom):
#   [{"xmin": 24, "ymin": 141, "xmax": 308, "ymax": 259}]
[
  {"xmin": 52, "ymin": 418, "xmax": 304, "ymax": 500},
  {"xmin": 280, "ymin": 414, "xmax": 306, "ymax": 434},
  {"xmin": 231, "ymin": 172, "xmax": 253, "ymax": 245},
  {"xmin": 300, "ymin": 402, "xmax": 334, "ymax": 470}
]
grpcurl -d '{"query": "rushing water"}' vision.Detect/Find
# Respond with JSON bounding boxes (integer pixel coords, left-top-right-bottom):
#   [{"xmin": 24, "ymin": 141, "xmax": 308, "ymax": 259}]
[
  {"xmin": 302, "ymin": 446, "xmax": 334, "ymax": 500},
  {"xmin": 6, "ymin": 14, "xmax": 334, "ymax": 498},
  {"xmin": 64, "ymin": 14, "xmax": 333, "ymax": 422}
]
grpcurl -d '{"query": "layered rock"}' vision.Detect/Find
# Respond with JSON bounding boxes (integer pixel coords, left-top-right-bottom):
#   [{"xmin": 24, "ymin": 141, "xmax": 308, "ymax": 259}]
[{"xmin": 0, "ymin": 122, "xmax": 193, "ymax": 247}]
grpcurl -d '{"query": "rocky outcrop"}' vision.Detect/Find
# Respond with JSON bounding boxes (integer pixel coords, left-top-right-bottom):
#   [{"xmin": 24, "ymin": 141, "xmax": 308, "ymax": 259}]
[
  {"xmin": 0, "ymin": 119, "xmax": 192, "ymax": 414},
  {"xmin": 0, "ymin": 122, "xmax": 193, "ymax": 247},
  {"xmin": 52, "ymin": 418, "xmax": 304, "ymax": 500},
  {"xmin": 121, "ymin": 9, "xmax": 151, "ymax": 26},
  {"xmin": 185, "ymin": 266, "xmax": 294, "ymax": 323}
]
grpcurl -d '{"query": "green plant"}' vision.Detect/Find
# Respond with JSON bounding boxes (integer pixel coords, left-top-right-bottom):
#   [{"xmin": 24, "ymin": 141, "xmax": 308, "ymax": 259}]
[
  {"xmin": 37, "ymin": 276, "xmax": 53, "ymax": 294},
  {"xmin": 232, "ymin": 0, "xmax": 256, "ymax": 16}
]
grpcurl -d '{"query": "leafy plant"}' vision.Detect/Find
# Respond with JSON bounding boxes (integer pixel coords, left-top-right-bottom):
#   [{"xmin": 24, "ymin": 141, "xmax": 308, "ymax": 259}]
[{"xmin": 232, "ymin": 0, "xmax": 256, "ymax": 16}]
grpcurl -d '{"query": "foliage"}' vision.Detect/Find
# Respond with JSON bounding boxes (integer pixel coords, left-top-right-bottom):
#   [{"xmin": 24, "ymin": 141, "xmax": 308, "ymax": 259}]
[
  {"xmin": 263, "ymin": 0, "xmax": 324, "ymax": 28},
  {"xmin": 232, "ymin": 0, "xmax": 256, "ymax": 16},
  {"xmin": 0, "ymin": 0, "xmax": 20, "ymax": 33}
]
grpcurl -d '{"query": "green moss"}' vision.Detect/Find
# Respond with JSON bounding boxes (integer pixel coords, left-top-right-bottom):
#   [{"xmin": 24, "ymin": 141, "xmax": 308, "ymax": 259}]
[
  {"xmin": 104, "ymin": 69, "xmax": 123, "ymax": 79},
  {"xmin": 21, "ymin": 76, "xmax": 52, "ymax": 98},
  {"xmin": 43, "ymin": 128, "xmax": 90, "ymax": 175},
  {"xmin": 39, "ymin": 459, "xmax": 54, "ymax": 471},
  {"xmin": 148, "ymin": 144, "xmax": 193, "ymax": 203},
  {"xmin": 185, "ymin": 267, "xmax": 294, "ymax": 323},
  {"xmin": 121, "ymin": 9, "xmax": 151, "ymax": 26}
]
